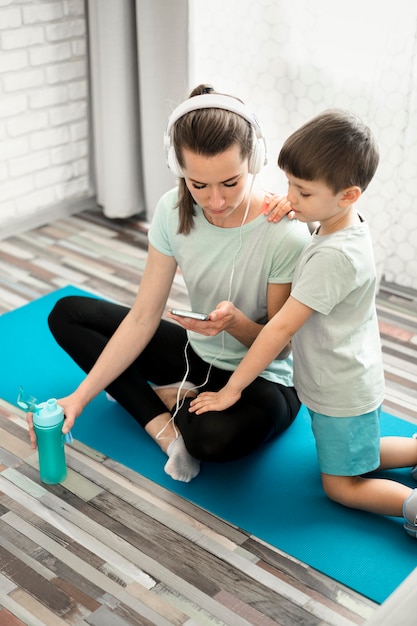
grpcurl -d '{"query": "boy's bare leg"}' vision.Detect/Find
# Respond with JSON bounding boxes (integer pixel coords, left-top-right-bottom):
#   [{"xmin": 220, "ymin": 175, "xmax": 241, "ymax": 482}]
[
  {"xmin": 315, "ymin": 436, "xmax": 417, "ymax": 534},
  {"xmin": 378, "ymin": 436, "xmax": 417, "ymax": 470},
  {"xmin": 321, "ymin": 473, "xmax": 412, "ymax": 517}
]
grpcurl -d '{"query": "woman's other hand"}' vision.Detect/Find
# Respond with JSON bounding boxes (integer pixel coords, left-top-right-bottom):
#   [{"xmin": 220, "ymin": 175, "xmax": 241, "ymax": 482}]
[{"xmin": 27, "ymin": 393, "xmax": 84, "ymax": 449}]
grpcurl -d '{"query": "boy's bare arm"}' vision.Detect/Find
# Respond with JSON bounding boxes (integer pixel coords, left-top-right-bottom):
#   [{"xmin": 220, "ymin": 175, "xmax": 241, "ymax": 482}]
[{"xmin": 189, "ymin": 297, "xmax": 314, "ymax": 414}]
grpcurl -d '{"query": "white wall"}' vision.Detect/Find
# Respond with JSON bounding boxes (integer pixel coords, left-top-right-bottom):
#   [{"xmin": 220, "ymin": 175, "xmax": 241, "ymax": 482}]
[
  {"xmin": 0, "ymin": 0, "xmax": 93, "ymax": 238},
  {"xmin": 189, "ymin": 0, "xmax": 417, "ymax": 291}
]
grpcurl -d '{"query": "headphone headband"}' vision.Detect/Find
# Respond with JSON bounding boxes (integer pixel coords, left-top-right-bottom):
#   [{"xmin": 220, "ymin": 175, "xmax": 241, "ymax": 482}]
[
  {"xmin": 165, "ymin": 94, "xmax": 264, "ymax": 139},
  {"xmin": 164, "ymin": 93, "xmax": 267, "ymax": 177}
]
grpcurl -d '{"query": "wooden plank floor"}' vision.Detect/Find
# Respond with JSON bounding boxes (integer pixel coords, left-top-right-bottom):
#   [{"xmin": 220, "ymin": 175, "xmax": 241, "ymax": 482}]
[{"xmin": 0, "ymin": 209, "xmax": 416, "ymax": 625}]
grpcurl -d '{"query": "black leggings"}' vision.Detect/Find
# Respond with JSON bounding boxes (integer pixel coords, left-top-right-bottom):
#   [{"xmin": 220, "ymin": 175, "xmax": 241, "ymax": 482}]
[{"xmin": 48, "ymin": 296, "xmax": 300, "ymax": 463}]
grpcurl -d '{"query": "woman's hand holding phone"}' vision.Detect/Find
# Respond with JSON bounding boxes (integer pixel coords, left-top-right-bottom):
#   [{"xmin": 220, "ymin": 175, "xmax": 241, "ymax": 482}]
[{"xmin": 167, "ymin": 303, "xmax": 234, "ymax": 336}]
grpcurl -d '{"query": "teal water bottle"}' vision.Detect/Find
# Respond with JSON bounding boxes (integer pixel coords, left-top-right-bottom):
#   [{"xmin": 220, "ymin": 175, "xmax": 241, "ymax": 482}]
[{"xmin": 33, "ymin": 398, "xmax": 67, "ymax": 484}]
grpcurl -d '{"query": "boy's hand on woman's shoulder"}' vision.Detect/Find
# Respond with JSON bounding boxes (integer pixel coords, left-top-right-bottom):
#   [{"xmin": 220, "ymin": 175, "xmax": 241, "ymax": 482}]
[{"xmin": 264, "ymin": 194, "xmax": 295, "ymax": 223}]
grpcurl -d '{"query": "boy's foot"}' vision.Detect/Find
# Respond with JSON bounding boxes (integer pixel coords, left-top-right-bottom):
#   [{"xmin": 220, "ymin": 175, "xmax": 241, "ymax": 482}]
[{"xmin": 403, "ymin": 489, "xmax": 417, "ymax": 538}]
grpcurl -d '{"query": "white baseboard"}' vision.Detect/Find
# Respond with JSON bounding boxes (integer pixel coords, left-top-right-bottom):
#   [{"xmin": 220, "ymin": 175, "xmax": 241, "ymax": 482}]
[{"xmin": 0, "ymin": 196, "xmax": 98, "ymax": 241}]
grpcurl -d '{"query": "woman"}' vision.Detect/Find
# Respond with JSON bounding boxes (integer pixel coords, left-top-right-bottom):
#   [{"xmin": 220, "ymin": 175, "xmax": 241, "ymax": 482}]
[{"xmin": 28, "ymin": 84, "xmax": 310, "ymax": 482}]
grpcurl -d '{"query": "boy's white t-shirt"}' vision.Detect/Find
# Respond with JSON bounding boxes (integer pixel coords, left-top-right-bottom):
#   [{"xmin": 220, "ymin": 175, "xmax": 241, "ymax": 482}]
[
  {"xmin": 149, "ymin": 187, "xmax": 310, "ymax": 385},
  {"xmin": 290, "ymin": 221, "xmax": 385, "ymax": 417}
]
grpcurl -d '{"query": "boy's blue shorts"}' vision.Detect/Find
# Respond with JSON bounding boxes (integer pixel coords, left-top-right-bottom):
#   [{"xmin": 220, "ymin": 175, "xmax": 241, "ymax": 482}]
[{"xmin": 308, "ymin": 407, "xmax": 381, "ymax": 476}]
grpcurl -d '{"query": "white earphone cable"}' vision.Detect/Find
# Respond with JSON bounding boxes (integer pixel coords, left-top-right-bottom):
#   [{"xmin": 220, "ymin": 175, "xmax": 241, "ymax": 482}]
[{"xmin": 156, "ymin": 174, "xmax": 256, "ymax": 441}]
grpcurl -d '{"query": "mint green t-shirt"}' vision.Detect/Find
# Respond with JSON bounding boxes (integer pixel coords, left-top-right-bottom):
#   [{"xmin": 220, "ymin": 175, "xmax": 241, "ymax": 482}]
[
  {"xmin": 291, "ymin": 222, "xmax": 385, "ymax": 416},
  {"xmin": 148, "ymin": 187, "xmax": 310, "ymax": 385}
]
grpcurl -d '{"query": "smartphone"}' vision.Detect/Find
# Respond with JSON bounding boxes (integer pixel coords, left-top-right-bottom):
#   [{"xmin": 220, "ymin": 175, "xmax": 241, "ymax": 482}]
[{"xmin": 170, "ymin": 309, "xmax": 209, "ymax": 321}]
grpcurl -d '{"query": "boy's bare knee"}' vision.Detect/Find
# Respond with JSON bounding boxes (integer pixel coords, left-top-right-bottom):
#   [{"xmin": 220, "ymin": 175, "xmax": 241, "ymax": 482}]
[
  {"xmin": 321, "ymin": 475, "xmax": 341, "ymax": 501},
  {"xmin": 321, "ymin": 473, "xmax": 362, "ymax": 506},
  {"xmin": 321, "ymin": 474, "xmax": 349, "ymax": 503}
]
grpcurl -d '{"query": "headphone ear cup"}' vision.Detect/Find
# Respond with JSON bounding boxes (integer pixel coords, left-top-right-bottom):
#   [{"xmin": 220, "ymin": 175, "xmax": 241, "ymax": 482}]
[
  {"xmin": 166, "ymin": 144, "xmax": 183, "ymax": 178},
  {"xmin": 248, "ymin": 134, "xmax": 267, "ymax": 175},
  {"xmin": 164, "ymin": 130, "xmax": 184, "ymax": 177}
]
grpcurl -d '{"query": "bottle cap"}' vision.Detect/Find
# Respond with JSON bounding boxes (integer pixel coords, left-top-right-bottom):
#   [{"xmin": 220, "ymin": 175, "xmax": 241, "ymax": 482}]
[{"xmin": 33, "ymin": 398, "xmax": 64, "ymax": 427}]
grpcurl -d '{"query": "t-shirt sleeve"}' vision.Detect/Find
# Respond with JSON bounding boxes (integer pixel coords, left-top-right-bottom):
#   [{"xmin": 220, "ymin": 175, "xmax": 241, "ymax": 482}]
[
  {"xmin": 291, "ymin": 247, "xmax": 356, "ymax": 314},
  {"xmin": 269, "ymin": 222, "xmax": 310, "ymax": 284},
  {"xmin": 148, "ymin": 188, "xmax": 178, "ymax": 256}
]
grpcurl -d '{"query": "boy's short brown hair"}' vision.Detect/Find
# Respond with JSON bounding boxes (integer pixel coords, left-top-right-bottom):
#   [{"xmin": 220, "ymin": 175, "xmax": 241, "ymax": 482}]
[{"xmin": 278, "ymin": 109, "xmax": 379, "ymax": 193}]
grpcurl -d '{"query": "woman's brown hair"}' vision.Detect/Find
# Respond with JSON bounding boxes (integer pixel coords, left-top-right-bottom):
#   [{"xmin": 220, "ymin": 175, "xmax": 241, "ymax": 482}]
[{"xmin": 172, "ymin": 84, "xmax": 254, "ymax": 234}]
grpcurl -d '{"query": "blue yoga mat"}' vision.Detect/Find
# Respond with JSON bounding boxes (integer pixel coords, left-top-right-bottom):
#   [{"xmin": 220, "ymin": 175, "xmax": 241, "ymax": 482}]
[{"xmin": 1, "ymin": 285, "xmax": 416, "ymax": 604}]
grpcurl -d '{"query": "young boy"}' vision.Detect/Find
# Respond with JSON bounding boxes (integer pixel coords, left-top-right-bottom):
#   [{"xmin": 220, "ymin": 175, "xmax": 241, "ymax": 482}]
[{"xmin": 189, "ymin": 109, "xmax": 417, "ymax": 538}]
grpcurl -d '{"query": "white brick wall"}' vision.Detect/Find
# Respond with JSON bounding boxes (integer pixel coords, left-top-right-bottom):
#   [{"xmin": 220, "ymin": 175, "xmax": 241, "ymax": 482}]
[{"xmin": 0, "ymin": 0, "xmax": 92, "ymax": 236}]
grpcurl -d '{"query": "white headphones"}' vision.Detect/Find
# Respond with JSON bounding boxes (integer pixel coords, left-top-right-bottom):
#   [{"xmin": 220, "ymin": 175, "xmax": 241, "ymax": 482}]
[{"xmin": 164, "ymin": 93, "xmax": 267, "ymax": 177}]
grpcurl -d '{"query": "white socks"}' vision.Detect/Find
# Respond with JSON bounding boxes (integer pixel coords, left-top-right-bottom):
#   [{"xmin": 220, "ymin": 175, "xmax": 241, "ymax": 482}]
[
  {"xmin": 106, "ymin": 384, "xmax": 200, "ymax": 482},
  {"xmin": 164, "ymin": 435, "xmax": 200, "ymax": 482}
]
